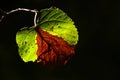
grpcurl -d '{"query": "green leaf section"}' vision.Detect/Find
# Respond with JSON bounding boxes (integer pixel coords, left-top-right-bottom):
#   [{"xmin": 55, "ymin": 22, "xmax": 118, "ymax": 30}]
[
  {"xmin": 16, "ymin": 27, "xmax": 38, "ymax": 62},
  {"xmin": 38, "ymin": 7, "xmax": 78, "ymax": 45}
]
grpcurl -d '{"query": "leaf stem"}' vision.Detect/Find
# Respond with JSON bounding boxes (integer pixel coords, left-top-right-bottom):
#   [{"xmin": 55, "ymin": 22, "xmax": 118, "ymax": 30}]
[{"xmin": 0, "ymin": 8, "xmax": 38, "ymax": 27}]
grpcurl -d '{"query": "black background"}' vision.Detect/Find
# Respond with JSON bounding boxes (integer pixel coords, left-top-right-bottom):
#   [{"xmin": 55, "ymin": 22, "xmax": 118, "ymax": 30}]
[{"xmin": 0, "ymin": 0, "xmax": 119, "ymax": 80}]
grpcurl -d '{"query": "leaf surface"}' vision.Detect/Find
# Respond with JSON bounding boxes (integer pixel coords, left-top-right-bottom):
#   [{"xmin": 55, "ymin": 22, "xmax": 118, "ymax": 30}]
[
  {"xmin": 16, "ymin": 7, "xmax": 79, "ymax": 64},
  {"xmin": 38, "ymin": 7, "xmax": 78, "ymax": 45},
  {"xmin": 16, "ymin": 28, "xmax": 38, "ymax": 62}
]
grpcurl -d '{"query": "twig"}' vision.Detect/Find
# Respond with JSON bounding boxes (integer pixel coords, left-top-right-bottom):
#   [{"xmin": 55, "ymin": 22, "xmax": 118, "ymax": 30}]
[{"xmin": 0, "ymin": 8, "xmax": 38, "ymax": 27}]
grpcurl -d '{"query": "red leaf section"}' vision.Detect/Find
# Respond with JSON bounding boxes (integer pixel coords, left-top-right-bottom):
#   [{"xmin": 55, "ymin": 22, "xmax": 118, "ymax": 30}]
[{"xmin": 36, "ymin": 29, "xmax": 75, "ymax": 66}]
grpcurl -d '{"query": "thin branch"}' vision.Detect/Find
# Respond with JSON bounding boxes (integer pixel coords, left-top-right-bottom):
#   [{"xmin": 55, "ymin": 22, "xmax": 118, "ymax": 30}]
[
  {"xmin": 0, "ymin": 9, "xmax": 7, "ymax": 22},
  {"xmin": 0, "ymin": 8, "xmax": 38, "ymax": 27}
]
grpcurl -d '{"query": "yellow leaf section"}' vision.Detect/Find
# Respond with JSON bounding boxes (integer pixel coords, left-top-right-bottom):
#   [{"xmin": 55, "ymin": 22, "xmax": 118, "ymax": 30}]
[{"xmin": 16, "ymin": 28, "xmax": 38, "ymax": 62}]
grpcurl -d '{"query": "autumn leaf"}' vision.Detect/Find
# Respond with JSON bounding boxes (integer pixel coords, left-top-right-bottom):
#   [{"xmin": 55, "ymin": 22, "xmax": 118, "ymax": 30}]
[{"xmin": 16, "ymin": 7, "xmax": 79, "ymax": 66}]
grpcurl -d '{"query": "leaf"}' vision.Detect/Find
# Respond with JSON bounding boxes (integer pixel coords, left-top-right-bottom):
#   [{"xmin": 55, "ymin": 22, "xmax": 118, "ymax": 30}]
[
  {"xmin": 16, "ymin": 27, "xmax": 38, "ymax": 62},
  {"xmin": 37, "ymin": 7, "xmax": 78, "ymax": 45},
  {"xmin": 16, "ymin": 7, "xmax": 79, "ymax": 65}
]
